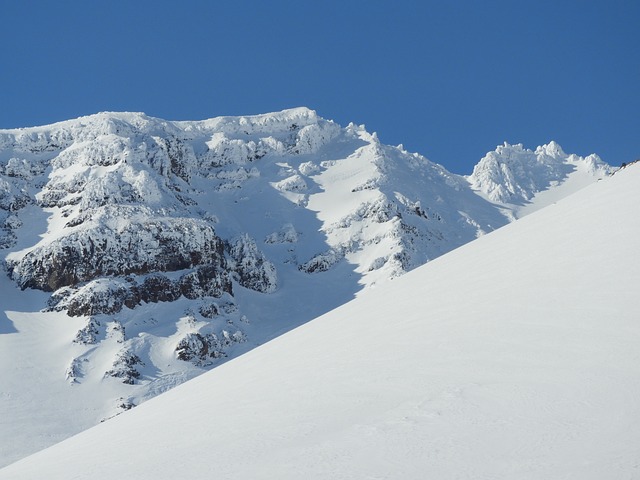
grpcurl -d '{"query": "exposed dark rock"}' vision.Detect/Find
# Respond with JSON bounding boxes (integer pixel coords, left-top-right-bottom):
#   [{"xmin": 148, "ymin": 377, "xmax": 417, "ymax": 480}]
[
  {"xmin": 47, "ymin": 280, "xmax": 129, "ymax": 317},
  {"xmin": 8, "ymin": 218, "xmax": 226, "ymax": 292},
  {"xmin": 198, "ymin": 301, "xmax": 219, "ymax": 319},
  {"xmin": 105, "ymin": 350, "xmax": 144, "ymax": 385},
  {"xmin": 175, "ymin": 329, "xmax": 246, "ymax": 366},
  {"xmin": 180, "ymin": 265, "xmax": 232, "ymax": 300},
  {"xmin": 299, "ymin": 249, "xmax": 343, "ymax": 273},
  {"xmin": 137, "ymin": 274, "xmax": 182, "ymax": 304},
  {"xmin": 160, "ymin": 136, "xmax": 193, "ymax": 182},
  {"xmin": 48, "ymin": 266, "xmax": 232, "ymax": 317},
  {"xmin": 226, "ymin": 234, "xmax": 277, "ymax": 293},
  {"xmin": 117, "ymin": 398, "xmax": 136, "ymax": 411},
  {"xmin": 175, "ymin": 333, "xmax": 211, "ymax": 363}
]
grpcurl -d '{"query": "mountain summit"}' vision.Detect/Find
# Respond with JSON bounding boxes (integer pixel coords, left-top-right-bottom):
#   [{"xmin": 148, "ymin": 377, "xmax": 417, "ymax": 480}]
[{"xmin": 0, "ymin": 108, "xmax": 612, "ymax": 466}]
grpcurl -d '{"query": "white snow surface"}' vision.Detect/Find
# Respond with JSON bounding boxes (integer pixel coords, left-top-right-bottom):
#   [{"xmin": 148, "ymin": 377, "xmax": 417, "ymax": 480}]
[
  {"xmin": 0, "ymin": 108, "xmax": 614, "ymax": 467},
  {"xmin": 1, "ymin": 158, "xmax": 638, "ymax": 480}
]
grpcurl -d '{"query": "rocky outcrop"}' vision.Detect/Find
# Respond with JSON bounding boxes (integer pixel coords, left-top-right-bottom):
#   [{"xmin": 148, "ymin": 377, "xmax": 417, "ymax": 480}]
[
  {"xmin": 468, "ymin": 142, "xmax": 613, "ymax": 204},
  {"xmin": 8, "ymin": 214, "xmax": 226, "ymax": 292},
  {"xmin": 104, "ymin": 349, "xmax": 144, "ymax": 385},
  {"xmin": 226, "ymin": 235, "xmax": 277, "ymax": 293},
  {"xmin": 175, "ymin": 329, "xmax": 246, "ymax": 366},
  {"xmin": 47, "ymin": 267, "xmax": 233, "ymax": 317}
]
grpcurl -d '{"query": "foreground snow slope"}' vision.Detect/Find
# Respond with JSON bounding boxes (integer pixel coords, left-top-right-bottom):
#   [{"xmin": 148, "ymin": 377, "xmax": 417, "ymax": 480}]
[{"xmin": 2, "ymin": 164, "xmax": 637, "ymax": 479}]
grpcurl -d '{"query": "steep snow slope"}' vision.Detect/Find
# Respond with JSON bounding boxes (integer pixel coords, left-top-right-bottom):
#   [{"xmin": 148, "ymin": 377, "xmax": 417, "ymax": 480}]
[
  {"xmin": 0, "ymin": 109, "xmax": 612, "ymax": 466},
  {"xmin": 1, "ymin": 161, "xmax": 637, "ymax": 480}
]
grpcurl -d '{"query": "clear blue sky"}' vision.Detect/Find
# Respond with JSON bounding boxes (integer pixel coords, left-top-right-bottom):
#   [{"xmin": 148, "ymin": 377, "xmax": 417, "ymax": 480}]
[{"xmin": 1, "ymin": 0, "xmax": 637, "ymax": 173}]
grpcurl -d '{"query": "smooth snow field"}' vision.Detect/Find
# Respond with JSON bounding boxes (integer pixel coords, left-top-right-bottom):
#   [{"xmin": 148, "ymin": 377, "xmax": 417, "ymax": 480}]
[{"xmin": 1, "ymin": 166, "xmax": 639, "ymax": 479}]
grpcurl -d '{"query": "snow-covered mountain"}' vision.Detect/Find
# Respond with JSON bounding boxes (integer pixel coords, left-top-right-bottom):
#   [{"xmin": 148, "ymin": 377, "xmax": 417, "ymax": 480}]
[
  {"xmin": 2, "ymin": 152, "xmax": 637, "ymax": 480},
  {"xmin": 0, "ymin": 108, "xmax": 612, "ymax": 467}
]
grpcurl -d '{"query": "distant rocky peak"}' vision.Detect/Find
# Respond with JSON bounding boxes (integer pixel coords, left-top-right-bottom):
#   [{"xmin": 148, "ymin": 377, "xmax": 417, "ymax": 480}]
[{"xmin": 468, "ymin": 141, "xmax": 611, "ymax": 204}]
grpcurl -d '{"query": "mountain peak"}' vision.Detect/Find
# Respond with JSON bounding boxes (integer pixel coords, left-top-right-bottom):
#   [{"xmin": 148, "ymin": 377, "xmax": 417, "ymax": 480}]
[
  {"xmin": 535, "ymin": 140, "xmax": 566, "ymax": 157},
  {"xmin": 468, "ymin": 141, "xmax": 612, "ymax": 205},
  {"xmin": 0, "ymin": 109, "xmax": 613, "ymax": 467}
]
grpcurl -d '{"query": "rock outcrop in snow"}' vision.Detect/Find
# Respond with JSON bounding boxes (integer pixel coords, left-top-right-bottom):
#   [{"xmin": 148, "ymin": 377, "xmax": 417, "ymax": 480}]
[{"xmin": 468, "ymin": 141, "xmax": 612, "ymax": 204}]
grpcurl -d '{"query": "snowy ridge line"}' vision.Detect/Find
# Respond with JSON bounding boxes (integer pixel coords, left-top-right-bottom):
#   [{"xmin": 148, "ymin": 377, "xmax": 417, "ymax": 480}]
[
  {"xmin": 0, "ymin": 107, "xmax": 321, "ymax": 140},
  {"xmin": 175, "ymin": 106, "xmax": 322, "ymax": 135},
  {"xmin": 614, "ymin": 157, "xmax": 640, "ymax": 173}
]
